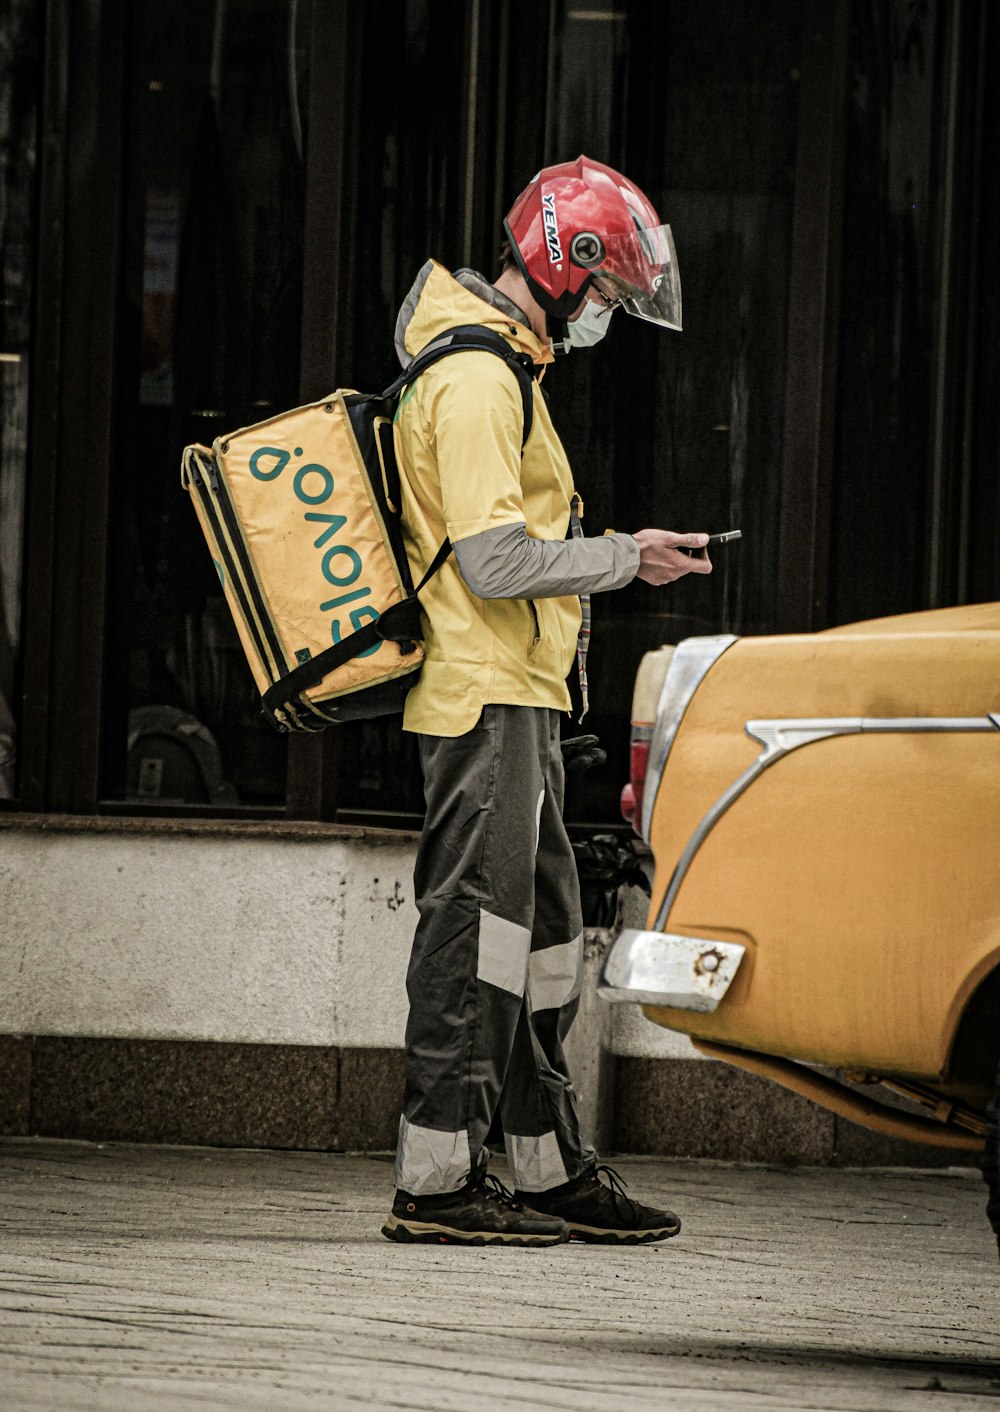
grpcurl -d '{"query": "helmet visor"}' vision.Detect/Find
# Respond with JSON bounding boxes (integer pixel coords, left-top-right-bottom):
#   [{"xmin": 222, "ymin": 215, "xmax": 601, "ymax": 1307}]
[{"xmin": 593, "ymin": 223, "xmax": 682, "ymax": 332}]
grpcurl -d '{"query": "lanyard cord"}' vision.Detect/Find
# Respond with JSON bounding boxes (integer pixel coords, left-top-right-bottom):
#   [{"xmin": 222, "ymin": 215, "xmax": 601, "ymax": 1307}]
[{"xmin": 569, "ymin": 492, "xmax": 590, "ymax": 722}]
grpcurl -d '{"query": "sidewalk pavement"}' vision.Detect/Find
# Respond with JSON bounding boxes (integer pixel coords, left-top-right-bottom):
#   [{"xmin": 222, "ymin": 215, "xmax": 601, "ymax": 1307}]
[{"xmin": 0, "ymin": 1138, "xmax": 996, "ymax": 1412}]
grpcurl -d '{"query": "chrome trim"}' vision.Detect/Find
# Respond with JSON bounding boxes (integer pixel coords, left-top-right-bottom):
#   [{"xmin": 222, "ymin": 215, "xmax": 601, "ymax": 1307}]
[
  {"xmin": 599, "ymin": 929, "xmax": 746, "ymax": 1012},
  {"xmin": 747, "ymin": 715, "xmax": 1000, "ymax": 759},
  {"xmin": 639, "ymin": 634, "xmax": 738, "ymax": 843},
  {"xmin": 653, "ymin": 713, "xmax": 1000, "ymax": 931}
]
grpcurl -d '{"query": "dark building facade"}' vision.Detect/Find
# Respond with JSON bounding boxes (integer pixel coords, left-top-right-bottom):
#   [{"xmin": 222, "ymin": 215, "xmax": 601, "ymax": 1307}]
[{"xmin": 2, "ymin": 0, "xmax": 998, "ymax": 828}]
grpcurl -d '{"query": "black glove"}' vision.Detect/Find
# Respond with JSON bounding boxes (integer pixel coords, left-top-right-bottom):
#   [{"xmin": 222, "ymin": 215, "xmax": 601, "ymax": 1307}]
[{"xmin": 560, "ymin": 734, "xmax": 606, "ymax": 774}]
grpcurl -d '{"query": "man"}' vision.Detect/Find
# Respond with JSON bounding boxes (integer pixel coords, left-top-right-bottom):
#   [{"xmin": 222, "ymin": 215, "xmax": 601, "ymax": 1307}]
[{"xmin": 383, "ymin": 156, "xmax": 712, "ymax": 1247}]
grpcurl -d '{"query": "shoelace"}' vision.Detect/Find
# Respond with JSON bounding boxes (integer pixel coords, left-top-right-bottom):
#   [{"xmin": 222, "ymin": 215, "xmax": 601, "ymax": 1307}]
[
  {"xmin": 475, "ymin": 1172, "xmax": 524, "ymax": 1211},
  {"xmin": 593, "ymin": 1164, "xmax": 638, "ymax": 1224}
]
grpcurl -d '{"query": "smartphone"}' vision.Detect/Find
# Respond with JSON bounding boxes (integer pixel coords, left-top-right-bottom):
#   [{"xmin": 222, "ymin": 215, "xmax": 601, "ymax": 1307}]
[{"xmin": 680, "ymin": 529, "xmax": 742, "ymax": 556}]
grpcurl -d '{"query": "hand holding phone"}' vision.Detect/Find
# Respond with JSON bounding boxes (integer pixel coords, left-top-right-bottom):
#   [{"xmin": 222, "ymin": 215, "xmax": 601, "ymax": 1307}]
[
  {"xmin": 633, "ymin": 529, "xmax": 716, "ymax": 583},
  {"xmin": 680, "ymin": 530, "xmax": 742, "ymax": 557}
]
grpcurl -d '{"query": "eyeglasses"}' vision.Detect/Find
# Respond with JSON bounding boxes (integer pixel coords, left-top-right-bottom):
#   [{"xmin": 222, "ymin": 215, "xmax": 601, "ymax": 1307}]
[{"xmin": 591, "ymin": 276, "xmax": 622, "ymax": 309}]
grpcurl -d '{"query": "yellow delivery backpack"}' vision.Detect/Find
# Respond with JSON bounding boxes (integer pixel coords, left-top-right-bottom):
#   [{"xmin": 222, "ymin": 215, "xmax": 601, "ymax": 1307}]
[{"xmin": 181, "ymin": 327, "xmax": 534, "ymax": 732}]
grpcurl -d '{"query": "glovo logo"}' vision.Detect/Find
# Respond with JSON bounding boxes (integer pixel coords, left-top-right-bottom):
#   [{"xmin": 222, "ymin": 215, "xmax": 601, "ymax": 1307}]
[{"xmin": 249, "ymin": 444, "xmax": 381, "ymax": 659}]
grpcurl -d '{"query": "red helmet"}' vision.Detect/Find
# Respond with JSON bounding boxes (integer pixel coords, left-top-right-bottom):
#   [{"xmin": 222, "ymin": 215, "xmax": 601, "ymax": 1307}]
[{"xmin": 503, "ymin": 155, "xmax": 682, "ymax": 332}]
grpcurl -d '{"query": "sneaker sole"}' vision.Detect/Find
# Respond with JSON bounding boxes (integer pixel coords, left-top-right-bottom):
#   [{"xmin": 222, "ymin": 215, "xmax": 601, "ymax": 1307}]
[
  {"xmin": 381, "ymin": 1214, "xmax": 567, "ymax": 1246},
  {"xmin": 565, "ymin": 1220, "xmax": 681, "ymax": 1244}
]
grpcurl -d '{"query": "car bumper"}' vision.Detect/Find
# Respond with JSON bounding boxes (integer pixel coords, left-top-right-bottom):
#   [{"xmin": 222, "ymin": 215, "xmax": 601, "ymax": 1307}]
[{"xmin": 598, "ymin": 929, "xmax": 746, "ymax": 1012}]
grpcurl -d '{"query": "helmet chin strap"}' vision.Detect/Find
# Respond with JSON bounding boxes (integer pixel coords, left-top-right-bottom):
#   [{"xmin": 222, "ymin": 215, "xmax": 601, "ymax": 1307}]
[{"xmin": 546, "ymin": 312, "xmax": 571, "ymax": 356}]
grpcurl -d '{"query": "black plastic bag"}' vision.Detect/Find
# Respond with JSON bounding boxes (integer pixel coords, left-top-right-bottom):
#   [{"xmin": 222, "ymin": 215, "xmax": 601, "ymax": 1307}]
[{"xmin": 571, "ymin": 833, "xmax": 651, "ymax": 928}]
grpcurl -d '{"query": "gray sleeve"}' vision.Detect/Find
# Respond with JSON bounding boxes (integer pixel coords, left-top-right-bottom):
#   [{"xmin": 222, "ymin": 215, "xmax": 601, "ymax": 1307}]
[{"xmin": 453, "ymin": 522, "xmax": 640, "ymax": 599}]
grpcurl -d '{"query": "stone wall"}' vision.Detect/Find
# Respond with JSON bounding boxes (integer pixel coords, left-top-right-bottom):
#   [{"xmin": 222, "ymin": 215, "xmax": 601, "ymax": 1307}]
[{"xmin": 0, "ymin": 818, "xmax": 972, "ymax": 1167}]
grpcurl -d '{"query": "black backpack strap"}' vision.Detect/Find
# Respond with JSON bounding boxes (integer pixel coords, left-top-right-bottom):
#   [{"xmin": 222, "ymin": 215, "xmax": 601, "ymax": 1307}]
[
  {"xmin": 382, "ymin": 324, "xmax": 535, "ymax": 449},
  {"xmin": 261, "ymin": 627, "xmax": 381, "ymax": 718},
  {"xmin": 413, "ymin": 535, "xmax": 454, "ymax": 592}
]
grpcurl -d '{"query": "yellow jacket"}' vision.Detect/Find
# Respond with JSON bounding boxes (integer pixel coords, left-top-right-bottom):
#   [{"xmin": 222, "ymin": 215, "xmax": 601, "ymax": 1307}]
[{"xmin": 394, "ymin": 262, "xmax": 582, "ymax": 737}]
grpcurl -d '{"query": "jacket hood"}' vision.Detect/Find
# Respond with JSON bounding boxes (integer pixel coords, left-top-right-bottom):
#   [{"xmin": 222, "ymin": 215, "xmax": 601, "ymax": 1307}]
[{"xmin": 394, "ymin": 260, "xmax": 552, "ymax": 370}]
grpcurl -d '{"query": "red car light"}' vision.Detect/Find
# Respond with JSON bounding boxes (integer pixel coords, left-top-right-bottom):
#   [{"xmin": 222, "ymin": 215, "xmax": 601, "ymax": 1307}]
[{"xmin": 621, "ymin": 735, "xmax": 651, "ymax": 834}]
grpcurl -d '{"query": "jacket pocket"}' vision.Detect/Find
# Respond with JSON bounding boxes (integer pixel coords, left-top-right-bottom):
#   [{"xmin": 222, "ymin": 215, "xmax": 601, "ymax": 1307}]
[{"xmin": 528, "ymin": 598, "xmax": 559, "ymax": 660}]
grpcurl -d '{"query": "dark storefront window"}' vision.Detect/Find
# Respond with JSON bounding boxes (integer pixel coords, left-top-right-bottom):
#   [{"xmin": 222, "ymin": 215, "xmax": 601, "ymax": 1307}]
[
  {"xmin": 831, "ymin": 0, "xmax": 942, "ymax": 626},
  {"xmin": 15, "ymin": 0, "xmax": 997, "ymax": 826},
  {"xmin": 541, "ymin": 0, "xmax": 803, "ymax": 820},
  {"xmin": 101, "ymin": 0, "xmax": 312, "ymax": 809},
  {"xmin": 330, "ymin": 0, "xmax": 470, "ymax": 820},
  {"xmin": 831, "ymin": 0, "xmax": 999, "ymax": 624},
  {"xmin": 330, "ymin": 0, "xmax": 803, "ymax": 825},
  {"xmin": 0, "ymin": 1, "xmax": 38, "ymax": 799}
]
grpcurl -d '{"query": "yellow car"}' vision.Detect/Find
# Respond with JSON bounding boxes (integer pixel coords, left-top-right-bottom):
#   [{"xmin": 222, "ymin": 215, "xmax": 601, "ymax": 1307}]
[{"xmin": 600, "ymin": 602, "xmax": 1000, "ymax": 1251}]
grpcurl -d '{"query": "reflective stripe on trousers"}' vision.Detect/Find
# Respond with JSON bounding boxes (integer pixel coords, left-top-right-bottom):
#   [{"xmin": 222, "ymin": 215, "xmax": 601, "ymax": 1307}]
[{"xmin": 394, "ymin": 704, "xmax": 594, "ymax": 1196}]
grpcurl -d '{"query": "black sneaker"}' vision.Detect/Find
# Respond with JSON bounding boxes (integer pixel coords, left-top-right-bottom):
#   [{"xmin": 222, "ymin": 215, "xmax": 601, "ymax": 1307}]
[
  {"xmin": 516, "ymin": 1164, "xmax": 681, "ymax": 1244},
  {"xmin": 382, "ymin": 1171, "xmax": 569, "ymax": 1246}
]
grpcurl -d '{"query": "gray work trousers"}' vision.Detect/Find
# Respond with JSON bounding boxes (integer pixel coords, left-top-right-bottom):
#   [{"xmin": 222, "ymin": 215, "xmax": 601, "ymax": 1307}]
[{"xmin": 394, "ymin": 704, "xmax": 595, "ymax": 1196}]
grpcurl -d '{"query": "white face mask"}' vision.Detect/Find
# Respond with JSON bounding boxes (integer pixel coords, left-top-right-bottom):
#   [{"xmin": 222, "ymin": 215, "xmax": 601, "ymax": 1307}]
[{"xmin": 565, "ymin": 297, "xmax": 614, "ymax": 349}]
